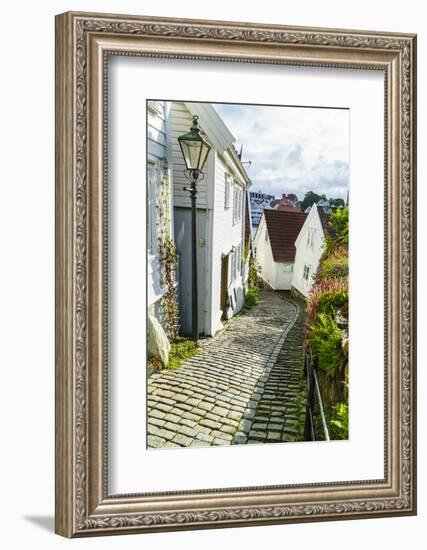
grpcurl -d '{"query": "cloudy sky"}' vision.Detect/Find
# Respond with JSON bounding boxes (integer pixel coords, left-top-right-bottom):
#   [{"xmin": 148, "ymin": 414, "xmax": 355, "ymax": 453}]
[{"xmin": 213, "ymin": 103, "xmax": 349, "ymax": 202}]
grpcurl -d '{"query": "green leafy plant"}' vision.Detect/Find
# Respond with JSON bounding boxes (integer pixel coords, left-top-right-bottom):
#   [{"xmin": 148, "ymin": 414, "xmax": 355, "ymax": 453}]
[
  {"xmin": 306, "ymin": 278, "xmax": 349, "ymax": 326},
  {"xmin": 248, "ymin": 257, "xmax": 261, "ymax": 289},
  {"xmin": 307, "ymin": 313, "xmax": 343, "ymax": 375},
  {"xmin": 318, "ymin": 246, "xmax": 349, "ymax": 280},
  {"xmin": 244, "ymin": 287, "xmax": 259, "ymax": 308},
  {"xmin": 329, "ymin": 402, "xmax": 349, "ymax": 440},
  {"xmin": 304, "ymin": 202, "xmax": 349, "ymax": 433},
  {"xmin": 331, "ymin": 206, "xmax": 349, "ymax": 247}
]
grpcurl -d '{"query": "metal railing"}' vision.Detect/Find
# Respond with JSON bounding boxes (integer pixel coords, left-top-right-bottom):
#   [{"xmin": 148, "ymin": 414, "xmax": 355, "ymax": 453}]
[{"xmin": 303, "ymin": 354, "xmax": 330, "ymax": 441}]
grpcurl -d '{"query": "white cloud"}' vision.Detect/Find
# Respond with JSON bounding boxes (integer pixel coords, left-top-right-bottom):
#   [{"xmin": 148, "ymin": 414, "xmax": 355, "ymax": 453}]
[{"xmin": 213, "ymin": 103, "xmax": 349, "ymax": 201}]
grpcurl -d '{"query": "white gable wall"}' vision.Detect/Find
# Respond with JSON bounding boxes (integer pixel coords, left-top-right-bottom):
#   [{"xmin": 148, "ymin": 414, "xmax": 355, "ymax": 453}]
[
  {"xmin": 254, "ymin": 212, "xmax": 297, "ymax": 290},
  {"xmin": 254, "ymin": 215, "xmax": 276, "ymax": 288},
  {"xmin": 292, "ymin": 204, "xmax": 325, "ymax": 297}
]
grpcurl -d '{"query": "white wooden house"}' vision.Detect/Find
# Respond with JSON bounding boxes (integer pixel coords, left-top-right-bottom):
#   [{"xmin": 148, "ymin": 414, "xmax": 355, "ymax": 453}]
[
  {"xmin": 147, "ymin": 100, "xmax": 174, "ymax": 327},
  {"xmin": 169, "ymin": 102, "xmax": 250, "ymax": 337},
  {"xmin": 254, "ymin": 209, "xmax": 307, "ymax": 290},
  {"xmin": 291, "ymin": 203, "xmax": 330, "ymax": 297}
]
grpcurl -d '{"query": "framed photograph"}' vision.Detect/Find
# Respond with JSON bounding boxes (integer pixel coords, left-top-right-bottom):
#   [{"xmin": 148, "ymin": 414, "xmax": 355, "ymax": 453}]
[{"xmin": 55, "ymin": 11, "xmax": 417, "ymax": 537}]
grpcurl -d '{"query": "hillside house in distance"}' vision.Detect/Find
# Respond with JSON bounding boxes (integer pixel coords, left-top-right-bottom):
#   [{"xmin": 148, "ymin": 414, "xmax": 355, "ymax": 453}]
[
  {"xmin": 291, "ymin": 203, "xmax": 332, "ymax": 297},
  {"xmin": 271, "ymin": 193, "xmax": 300, "ymax": 212},
  {"xmin": 254, "ymin": 209, "xmax": 307, "ymax": 290},
  {"xmin": 170, "ymin": 102, "xmax": 250, "ymax": 338},
  {"xmin": 249, "ymin": 191, "xmax": 274, "ymax": 232}
]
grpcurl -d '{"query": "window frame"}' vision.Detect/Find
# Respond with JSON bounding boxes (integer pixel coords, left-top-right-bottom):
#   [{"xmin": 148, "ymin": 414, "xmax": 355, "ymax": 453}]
[{"xmin": 224, "ymin": 172, "xmax": 231, "ymax": 209}]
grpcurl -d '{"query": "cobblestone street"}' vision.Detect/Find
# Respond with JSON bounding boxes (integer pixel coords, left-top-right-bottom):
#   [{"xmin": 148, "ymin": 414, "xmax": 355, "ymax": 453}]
[{"xmin": 147, "ymin": 289, "xmax": 305, "ymax": 448}]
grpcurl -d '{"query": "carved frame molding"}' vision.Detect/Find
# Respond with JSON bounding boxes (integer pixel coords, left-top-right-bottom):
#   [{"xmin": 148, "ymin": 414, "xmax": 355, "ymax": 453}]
[{"xmin": 55, "ymin": 11, "xmax": 416, "ymax": 537}]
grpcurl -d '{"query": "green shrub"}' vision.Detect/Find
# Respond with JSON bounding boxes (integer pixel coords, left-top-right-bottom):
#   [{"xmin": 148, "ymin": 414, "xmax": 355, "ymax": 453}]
[
  {"xmin": 244, "ymin": 287, "xmax": 259, "ymax": 308},
  {"xmin": 248, "ymin": 257, "xmax": 261, "ymax": 289},
  {"xmin": 319, "ymin": 247, "xmax": 348, "ymax": 280},
  {"xmin": 306, "ymin": 278, "xmax": 348, "ymax": 326},
  {"xmin": 323, "ymin": 207, "xmax": 349, "ymax": 254},
  {"xmin": 331, "ymin": 206, "xmax": 349, "ymax": 247},
  {"xmin": 307, "ymin": 313, "xmax": 342, "ymax": 376}
]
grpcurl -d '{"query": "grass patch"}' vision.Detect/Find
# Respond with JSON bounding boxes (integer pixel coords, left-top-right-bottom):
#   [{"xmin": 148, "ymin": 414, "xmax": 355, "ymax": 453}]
[
  {"xmin": 147, "ymin": 337, "xmax": 199, "ymax": 372},
  {"xmin": 167, "ymin": 337, "xmax": 199, "ymax": 370}
]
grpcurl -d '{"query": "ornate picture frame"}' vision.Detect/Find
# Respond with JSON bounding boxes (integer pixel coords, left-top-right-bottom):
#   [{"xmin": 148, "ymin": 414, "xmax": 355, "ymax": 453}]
[{"xmin": 55, "ymin": 11, "xmax": 417, "ymax": 537}]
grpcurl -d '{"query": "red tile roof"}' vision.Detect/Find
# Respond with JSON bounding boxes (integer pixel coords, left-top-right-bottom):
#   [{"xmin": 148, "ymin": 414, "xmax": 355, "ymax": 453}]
[
  {"xmin": 277, "ymin": 205, "xmax": 301, "ymax": 213},
  {"xmin": 264, "ymin": 209, "xmax": 307, "ymax": 263}
]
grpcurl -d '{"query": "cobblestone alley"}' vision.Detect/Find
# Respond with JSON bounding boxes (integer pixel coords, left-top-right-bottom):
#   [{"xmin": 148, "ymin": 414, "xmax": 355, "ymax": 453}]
[{"xmin": 147, "ymin": 289, "xmax": 305, "ymax": 448}]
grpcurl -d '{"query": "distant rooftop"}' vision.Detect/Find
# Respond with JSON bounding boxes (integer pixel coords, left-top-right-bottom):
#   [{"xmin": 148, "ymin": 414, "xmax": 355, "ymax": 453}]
[{"xmin": 263, "ymin": 209, "xmax": 307, "ymax": 263}]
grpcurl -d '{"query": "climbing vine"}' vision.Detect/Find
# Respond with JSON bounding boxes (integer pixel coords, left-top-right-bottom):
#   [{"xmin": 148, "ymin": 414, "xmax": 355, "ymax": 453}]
[{"xmin": 157, "ymin": 161, "xmax": 179, "ymax": 340}]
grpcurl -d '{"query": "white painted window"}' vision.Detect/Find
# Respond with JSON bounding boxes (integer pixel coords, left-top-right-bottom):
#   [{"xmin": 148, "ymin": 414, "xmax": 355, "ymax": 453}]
[
  {"xmin": 224, "ymin": 173, "xmax": 231, "ymax": 209},
  {"xmin": 233, "ymin": 184, "xmax": 243, "ymax": 225},
  {"xmin": 303, "ymin": 264, "xmax": 310, "ymax": 281},
  {"xmin": 283, "ymin": 263, "xmax": 293, "ymax": 273},
  {"xmin": 307, "ymin": 229, "xmax": 315, "ymax": 249},
  {"xmin": 147, "ymin": 162, "xmax": 157, "ymax": 256}
]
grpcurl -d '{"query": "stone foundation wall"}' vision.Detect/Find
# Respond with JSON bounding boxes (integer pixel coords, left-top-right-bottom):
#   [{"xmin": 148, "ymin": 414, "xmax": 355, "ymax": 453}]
[{"xmin": 290, "ymin": 285, "xmax": 307, "ymax": 302}]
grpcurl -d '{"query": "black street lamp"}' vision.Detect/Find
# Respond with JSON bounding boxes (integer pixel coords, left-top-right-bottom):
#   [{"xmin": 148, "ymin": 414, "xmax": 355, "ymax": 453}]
[{"xmin": 178, "ymin": 115, "xmax": 212, "ymax": 340}]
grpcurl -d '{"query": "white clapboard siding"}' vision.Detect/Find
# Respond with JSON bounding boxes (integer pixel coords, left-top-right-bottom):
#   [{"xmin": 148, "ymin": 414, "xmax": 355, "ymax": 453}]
[
  {"xmin": 147, "ymin": 102, "xmax": 166, "ymax": 160},
  {"xmin": 170, "ymin": 103, "xmax": 208, "ymax": 208},
  {"xmin": 214, "ymin": 154, "xmax": 246, "ymax": 253},
  {"xmin": 208, "ymin": 153, "xmax": 246, "ymax": 332}
]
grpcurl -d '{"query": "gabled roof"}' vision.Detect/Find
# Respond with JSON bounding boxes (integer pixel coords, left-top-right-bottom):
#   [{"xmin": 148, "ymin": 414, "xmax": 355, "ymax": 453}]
[{"xmin": 263, "ymin": 209, "xmax": 307, "ymax": 263}]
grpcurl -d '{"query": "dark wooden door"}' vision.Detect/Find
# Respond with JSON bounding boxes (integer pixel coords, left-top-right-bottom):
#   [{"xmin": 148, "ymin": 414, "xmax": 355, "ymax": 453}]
[{"xmin": 220, "ymin": 254, "xmax": 229, "ymax": 318}]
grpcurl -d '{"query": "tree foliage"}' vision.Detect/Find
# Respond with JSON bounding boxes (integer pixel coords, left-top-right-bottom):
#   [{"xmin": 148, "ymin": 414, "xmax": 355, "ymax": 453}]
[
  {"xmin": 300, "ymin": 191, "xmax": 346, "ymax": 211},
  {"xmin": 301, "ymin": 191, "xmax": 327, "ymax": 210}
]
